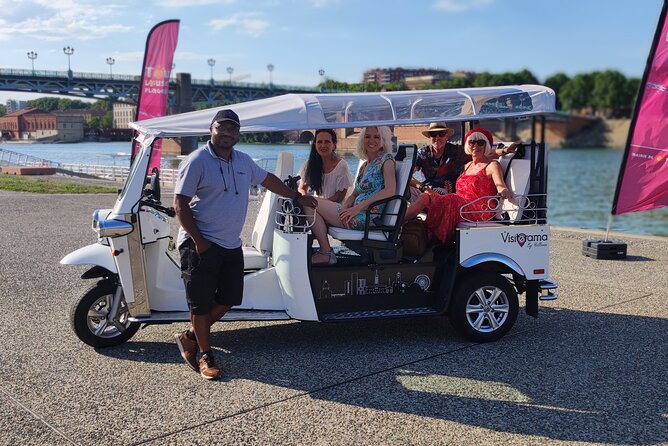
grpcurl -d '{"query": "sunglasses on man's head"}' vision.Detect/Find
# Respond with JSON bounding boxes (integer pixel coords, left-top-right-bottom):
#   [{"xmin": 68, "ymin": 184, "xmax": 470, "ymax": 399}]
[
  {"xmin": 468, "ymin": 139, "xmax": 486, "ymax": 147},
  {"xmin": 430, "ymin": 131, "xmax": 448, "ymax": 138}
]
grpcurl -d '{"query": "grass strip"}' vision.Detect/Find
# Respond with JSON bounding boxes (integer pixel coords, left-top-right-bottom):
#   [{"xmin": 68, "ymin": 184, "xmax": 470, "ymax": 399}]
[{"xmin": 0, "ymin": 175, "xmax": 117, "ymax": 194}]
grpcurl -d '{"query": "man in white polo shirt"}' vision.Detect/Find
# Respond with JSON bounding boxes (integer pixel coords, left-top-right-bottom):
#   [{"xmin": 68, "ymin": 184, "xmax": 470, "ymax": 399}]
[{"xmin": 173, "ymin": 109, "xmax": 317, "ymax": 380}]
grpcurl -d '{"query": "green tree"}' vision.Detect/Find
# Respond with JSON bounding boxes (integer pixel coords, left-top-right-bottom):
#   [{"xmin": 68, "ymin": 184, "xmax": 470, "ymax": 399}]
[
  {"xmin": 592, "ymin": 70, "xmax": 628, "ymax": 117},
  {"xmin": 472, "ymin": 72, "xmax": 496, "ymax": 87},
  {"xmin": 0, "ymin": 104, "xmax": 6, "ymax": 116},
  {"xmin": 624, "ymin": 78, "xmax": 642, "ymax": 116},
  {"xmin": 544, "ymin": 73, "xmax": 570, "ymax": 110},
  {"xmin": 57, "ymin": 98, "xmax": 89, "ymax": 110},
  {"xmin": 91, "ymin": 99, "xmax": 113, "ymax": 111},
  {"xmin": 27, "ymin": 97, "xmax": 60, "ymax": 112},
  {"xmin": 560, "ymin": 73, "xmax": 595, "ymax": 112}
]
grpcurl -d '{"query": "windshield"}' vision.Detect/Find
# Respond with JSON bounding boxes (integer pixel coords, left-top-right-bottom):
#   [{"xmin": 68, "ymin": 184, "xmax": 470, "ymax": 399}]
[{"xmin": 118, "ymin": 143, "xmax": 149, "ymax": 201}]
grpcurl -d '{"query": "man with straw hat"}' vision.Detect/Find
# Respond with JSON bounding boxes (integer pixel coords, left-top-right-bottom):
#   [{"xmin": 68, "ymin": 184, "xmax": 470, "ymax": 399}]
[{"xmin": 410, "ymin": 122, "xmax": 519, "ymax": 200}]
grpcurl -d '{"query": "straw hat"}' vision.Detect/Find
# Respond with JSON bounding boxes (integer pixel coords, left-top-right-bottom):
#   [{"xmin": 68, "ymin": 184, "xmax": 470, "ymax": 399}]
[{"xmin": 421, "ymin": 122, "xmax": 455, "ymax": 138}]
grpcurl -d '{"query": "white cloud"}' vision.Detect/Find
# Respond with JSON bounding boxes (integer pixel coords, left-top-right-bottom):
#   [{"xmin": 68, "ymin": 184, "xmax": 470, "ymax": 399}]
[
  {"xmin": 158, "ymin": 0, "xmax": 236, "ymax": 7},
  {"xmin": 434, "ymin": 0, "xmax": 494, "ymax": 13},
  {"xmin": 309, "ymin": 0, "xmax": 331, "ymax": 7},
  {"xmin": 0, "ymin": 0, "xmax": 131, "ymax": 41},
  {"xmin": 210, "ymin": 12, "xmax": 269, "ymax": 37}
]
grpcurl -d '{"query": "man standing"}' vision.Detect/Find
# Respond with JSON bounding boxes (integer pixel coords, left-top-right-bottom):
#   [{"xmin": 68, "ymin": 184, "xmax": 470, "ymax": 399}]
[{"xmin": 173, "ymin": 109, "xmax": 317, "ymax": 380}]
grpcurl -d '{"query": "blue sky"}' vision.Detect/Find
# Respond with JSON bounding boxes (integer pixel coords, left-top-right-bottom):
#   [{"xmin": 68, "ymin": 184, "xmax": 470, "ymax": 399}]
[{"xmin": 0, "ymin": 0, "xmax": 664, "ymax": 103}]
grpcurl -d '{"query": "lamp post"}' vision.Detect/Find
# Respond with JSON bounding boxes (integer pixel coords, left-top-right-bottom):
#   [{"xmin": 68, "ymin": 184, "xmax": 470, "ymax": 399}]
[
  {"xmin": 267, "ymin": 63, "xmax": 274, "ymax": 86},
  {"xmin": 227, "ymin": 66, "xmax": 234, "ymax": 82},
  {"xmin": 63, "ymin": 46, "xmax": 74, "ymax": 80},
  {"xmin": 207, "ymin": 58, "xmax": 216, "ymax": 86},
  {"xmin": 27, "ymin": 51, "xmax": 38, "ymax": 75},
  {"xmin": 318, "ymin": 68, "xmax": 325, "ymax": 91},
  {"xmin": 106, "ymin": 57, "xmax": 115, "ymax": 78}
]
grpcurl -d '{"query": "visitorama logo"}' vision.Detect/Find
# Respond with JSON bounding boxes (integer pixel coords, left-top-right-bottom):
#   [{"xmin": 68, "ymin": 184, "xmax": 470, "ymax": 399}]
[{"xmin": 502, "ymin": 231, "xmax": 548, "ymax": 248}]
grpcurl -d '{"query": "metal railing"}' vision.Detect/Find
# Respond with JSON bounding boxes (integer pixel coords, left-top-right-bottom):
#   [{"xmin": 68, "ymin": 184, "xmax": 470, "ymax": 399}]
[
  {"xmin": 1, "ymin": 148, "xmax": 277, "ymax": 190},
  {"xmin": 0, "ymin": 147, "xmax": 62, "ymax": 168}
]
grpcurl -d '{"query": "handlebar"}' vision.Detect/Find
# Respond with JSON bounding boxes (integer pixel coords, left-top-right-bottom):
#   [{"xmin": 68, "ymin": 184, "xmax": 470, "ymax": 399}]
[{"xmin": 140, "ymin": 200, "xmax": 176, "ymax": 217}]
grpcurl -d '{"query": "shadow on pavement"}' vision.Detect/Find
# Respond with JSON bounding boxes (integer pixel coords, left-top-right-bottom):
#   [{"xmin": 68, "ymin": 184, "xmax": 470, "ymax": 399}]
[{"xmin": 96, "ymin": 307, "xmax": 668, "ymax": 445}]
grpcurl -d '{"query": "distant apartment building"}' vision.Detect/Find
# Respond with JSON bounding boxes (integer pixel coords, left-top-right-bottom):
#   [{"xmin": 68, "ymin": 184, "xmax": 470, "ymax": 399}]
[
  {"xmin": 5, "ymin": 99, "xmax": 28, "ymax": 114},
  {"xmin": 363, "ymin": 68, "xmax": 476, "ymax": 88},
  {"xmin": 0, "ymin": 107, "xmax": 83, "ymax": 142},
  {"xmin": 113, "ymin": 102, "xmax": 137, "ymax": 129},
  {"xmin": 362, "ymin": 68, "xmax": 453, "ymax": 84}
]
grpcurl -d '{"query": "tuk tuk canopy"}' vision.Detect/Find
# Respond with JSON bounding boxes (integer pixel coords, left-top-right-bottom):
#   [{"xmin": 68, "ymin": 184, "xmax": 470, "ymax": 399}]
[{"xmin": 129, "ymin": 84, "xmax": 556, "ymax": 139}]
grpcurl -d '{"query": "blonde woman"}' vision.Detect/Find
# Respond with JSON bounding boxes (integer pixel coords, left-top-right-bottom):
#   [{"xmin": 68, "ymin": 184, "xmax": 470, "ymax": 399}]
[{"xmin": 304, "ymin": 126, "xmax": 396, "ymax": 264}]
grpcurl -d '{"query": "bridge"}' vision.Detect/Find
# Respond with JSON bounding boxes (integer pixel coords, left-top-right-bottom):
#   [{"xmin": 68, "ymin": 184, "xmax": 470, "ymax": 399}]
[{"xmin": 0, "ymin": 68, "xmax": 321, "ymax": 106}]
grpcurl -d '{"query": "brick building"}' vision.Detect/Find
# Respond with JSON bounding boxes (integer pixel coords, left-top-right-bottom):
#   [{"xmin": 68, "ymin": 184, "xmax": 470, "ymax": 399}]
[{"xmin": 0, "ymin": 107, "xmax": 83, "ymax": 142}]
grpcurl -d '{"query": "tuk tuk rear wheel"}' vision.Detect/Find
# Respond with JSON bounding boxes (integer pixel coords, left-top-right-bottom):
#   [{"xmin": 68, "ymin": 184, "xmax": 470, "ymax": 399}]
[
  {"xmin": 449, "ymin": 272, "xmax": 518, "ymax": 342},
  {"xmin": 70, "ymin": 280, "xmax": 140, "ymax": 347}
]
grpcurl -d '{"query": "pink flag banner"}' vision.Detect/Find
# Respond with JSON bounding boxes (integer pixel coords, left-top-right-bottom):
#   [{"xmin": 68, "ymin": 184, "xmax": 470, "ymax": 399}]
[
  {"xmin": 132, "ymin": 20, "xmax": 180, "ymax": 172},
  {"xmin": 613, "ymin": 2, "xmax": 668, "ymax": 215}
]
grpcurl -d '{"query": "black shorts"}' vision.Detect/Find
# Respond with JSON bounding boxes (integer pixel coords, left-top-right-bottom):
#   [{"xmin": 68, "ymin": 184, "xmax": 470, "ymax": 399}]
[{"xmin": 179, "ymin": 238, "xmax": 244, "ymax": 315}]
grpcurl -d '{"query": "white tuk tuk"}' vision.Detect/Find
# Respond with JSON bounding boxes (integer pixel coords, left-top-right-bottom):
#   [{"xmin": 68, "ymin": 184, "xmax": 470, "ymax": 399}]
[{"xmin": 61, "ymin": 85, "xmax": 558, "ymax": 347}]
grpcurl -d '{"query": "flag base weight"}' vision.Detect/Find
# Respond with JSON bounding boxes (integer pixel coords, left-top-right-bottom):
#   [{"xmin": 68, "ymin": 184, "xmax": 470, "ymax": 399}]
[{"xmin": 582, "ymin": 240, "xmax": 627, "ymax": 260}]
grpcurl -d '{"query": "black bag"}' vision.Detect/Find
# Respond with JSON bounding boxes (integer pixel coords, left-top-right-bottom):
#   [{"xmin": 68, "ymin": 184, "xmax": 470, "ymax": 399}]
[{"xmin": 400, "ymin": 219, "xmax": 428, "ymax": 256}]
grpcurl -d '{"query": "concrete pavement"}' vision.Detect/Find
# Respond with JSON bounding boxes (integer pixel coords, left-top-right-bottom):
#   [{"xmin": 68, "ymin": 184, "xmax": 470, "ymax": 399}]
[{"xmin": 0, "ymin": 190, "xmax": 666, "ymax": 445}]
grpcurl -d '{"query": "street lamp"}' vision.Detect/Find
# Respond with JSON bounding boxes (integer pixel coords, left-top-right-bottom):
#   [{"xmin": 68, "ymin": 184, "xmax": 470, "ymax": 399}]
[
  {"xmin": 106, "ymin": 57, "xmax": 115, "ymax": 78},
  {"xmin": 227, "ymin": 66, "xmax": 234, "ymax": 82},
  {"xmin": 63, "ymin": 46, "xmax": 74, "ymax": 79},
  {"xmin": 267, "ymin": 63, "xmax": 274, "ymax": 86},
  {"xmin": 207, "ymin": 58, "xmax": 216, "ymax": 85},
  {"xmin": 27, "ymin": 51, "xmax": 38, "ymax": 75},
  {"xmin": 318, "ymin": 68, "xmax": 325, "ymax": 92}
]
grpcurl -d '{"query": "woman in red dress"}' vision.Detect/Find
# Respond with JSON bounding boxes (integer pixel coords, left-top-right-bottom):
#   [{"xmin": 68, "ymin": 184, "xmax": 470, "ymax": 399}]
[{"xmin": 404, "ymin": 127, "xmax": 513, "ymax": 244}]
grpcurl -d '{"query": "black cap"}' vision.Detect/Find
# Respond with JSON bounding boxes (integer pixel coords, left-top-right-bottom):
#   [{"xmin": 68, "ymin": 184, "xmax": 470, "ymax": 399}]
[{"xmin": 211, "ymin": 109, "xmax": 240, "ymax": 127}]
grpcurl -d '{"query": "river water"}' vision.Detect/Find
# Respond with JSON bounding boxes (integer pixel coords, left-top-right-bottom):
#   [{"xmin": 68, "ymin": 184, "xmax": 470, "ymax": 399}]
[{"xmin": 4, "ymin": 141, "xmax": 667, "ymax": 237}]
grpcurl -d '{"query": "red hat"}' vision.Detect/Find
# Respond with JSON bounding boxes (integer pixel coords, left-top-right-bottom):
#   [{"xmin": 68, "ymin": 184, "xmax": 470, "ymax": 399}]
[{"xmin": 465, "ymin": 127, "xmax": 493, "ymax": 147}]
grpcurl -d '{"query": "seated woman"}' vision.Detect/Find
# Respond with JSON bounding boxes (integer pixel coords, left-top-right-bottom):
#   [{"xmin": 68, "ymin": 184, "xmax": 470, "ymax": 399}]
[
  {"xmin": 404, "ymin": 127, "xmax": 513, "ymax": 245},
  {"xmin": 303, "ymin": 126, "xmax": 397, "ymax": 264},
  {"xmin": 298, "ymin": 129, "xmax": 353, "ymax": 202}
]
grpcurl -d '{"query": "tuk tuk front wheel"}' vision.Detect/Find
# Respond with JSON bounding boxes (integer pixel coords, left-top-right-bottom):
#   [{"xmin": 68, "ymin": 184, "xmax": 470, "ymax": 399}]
[
  {"xmin": 449, "ymin": 272, "xmax": 518, "ymax": 342},
  {"xmin": 70, "ymin": 280, "xmax": 140, "ymax": 347}
]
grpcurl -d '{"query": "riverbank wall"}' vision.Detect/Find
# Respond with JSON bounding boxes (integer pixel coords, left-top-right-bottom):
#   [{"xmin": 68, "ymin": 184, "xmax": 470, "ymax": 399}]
[{"xmin": 333, "ymin": 117, "xmax": 630, "ymax": 152}]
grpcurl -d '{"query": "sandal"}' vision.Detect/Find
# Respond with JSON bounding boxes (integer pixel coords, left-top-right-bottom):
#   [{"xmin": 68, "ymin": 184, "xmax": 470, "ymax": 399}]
[{"xmin": 312, "ymin": 250, "xmax": 337, "ymax": 265}]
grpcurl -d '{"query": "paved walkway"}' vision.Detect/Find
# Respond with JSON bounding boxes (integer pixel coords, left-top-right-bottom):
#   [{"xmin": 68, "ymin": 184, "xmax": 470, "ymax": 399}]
[{"xmin": 0, "ymin": 190, "xmax": 666, "ymax": 445}]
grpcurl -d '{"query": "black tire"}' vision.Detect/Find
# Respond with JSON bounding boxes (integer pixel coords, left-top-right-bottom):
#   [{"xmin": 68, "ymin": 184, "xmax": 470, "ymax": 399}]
[
  {"xmin": 70, "ymin": 279, "xmax": 140, "ymax": 348},
  {"xmin": 449, "ymin": 272, "xmax": 519, "ymax": 342}
]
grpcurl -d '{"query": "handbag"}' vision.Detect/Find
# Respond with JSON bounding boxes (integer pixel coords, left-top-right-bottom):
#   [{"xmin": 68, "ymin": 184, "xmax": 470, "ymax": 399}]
[{"xmin": 400, "ymin": 219, "xmax": 428, "ymax": 256}]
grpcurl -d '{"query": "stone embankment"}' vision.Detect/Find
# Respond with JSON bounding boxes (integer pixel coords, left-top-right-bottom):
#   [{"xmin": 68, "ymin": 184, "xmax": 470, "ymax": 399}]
[{"xmin": 335, "ymin": 118, "xmax": 631, "ymax": 152}]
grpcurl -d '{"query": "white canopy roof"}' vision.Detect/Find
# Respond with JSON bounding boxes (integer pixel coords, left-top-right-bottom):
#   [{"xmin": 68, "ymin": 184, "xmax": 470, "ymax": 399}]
[{"xmin": 130, "ymin": 84, "xmax": 555, "ymax": 138}]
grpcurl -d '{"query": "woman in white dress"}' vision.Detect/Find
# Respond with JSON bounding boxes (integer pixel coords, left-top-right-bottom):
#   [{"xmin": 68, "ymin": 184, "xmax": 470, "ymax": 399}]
[{"xmin": 298, "ymin": 129, "xmax": 353, "ymax": 203}]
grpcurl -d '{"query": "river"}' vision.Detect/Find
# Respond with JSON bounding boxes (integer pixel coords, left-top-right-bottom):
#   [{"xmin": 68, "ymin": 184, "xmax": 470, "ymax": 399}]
[{"xmin": 4, "ymin": 141, "xmax": 667, "ymax": 237}]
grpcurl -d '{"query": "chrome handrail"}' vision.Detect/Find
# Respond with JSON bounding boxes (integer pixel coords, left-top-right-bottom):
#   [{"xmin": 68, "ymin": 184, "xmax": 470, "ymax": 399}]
[
  {"xmin": 459, "ymin": 193, "xmax": 547, "ymax": 225},
  {"xmin": 275, "ymin": 197, "xmax": 315, "ymax": 233}
]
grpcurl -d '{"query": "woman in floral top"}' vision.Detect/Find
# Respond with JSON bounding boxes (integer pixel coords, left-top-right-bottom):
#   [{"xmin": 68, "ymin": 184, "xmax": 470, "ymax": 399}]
[{"xmin": 302, "ymin": 126, "xmax": 397, "ymax": 264}]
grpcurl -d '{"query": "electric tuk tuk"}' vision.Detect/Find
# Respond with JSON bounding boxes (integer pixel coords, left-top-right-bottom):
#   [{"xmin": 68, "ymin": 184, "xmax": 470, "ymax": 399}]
[{"xmin": 61, "ymin": 85, "xmax": 558, "ymax": 347}]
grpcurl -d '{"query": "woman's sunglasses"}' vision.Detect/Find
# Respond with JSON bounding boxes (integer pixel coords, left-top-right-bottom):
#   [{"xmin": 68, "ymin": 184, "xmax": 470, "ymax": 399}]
[{"xmin": 468, "ymin": 139, "xmax": 486, "ymax": 147}]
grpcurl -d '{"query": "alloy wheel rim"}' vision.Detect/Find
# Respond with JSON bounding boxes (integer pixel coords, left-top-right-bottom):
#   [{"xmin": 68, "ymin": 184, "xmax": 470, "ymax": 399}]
[
  {"xmin": 465, "ymin": 286, "xmax": 510, "ymax": 333},
  {"xmin": 86, "ymin": 293, "xmax": 131, "ymax": 338}
]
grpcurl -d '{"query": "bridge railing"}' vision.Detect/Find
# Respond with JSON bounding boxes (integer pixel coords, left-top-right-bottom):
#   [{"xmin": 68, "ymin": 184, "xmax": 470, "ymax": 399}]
[{"xmin": 0, "ymin": 68, "xmax": 320, "ymax": 92}]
